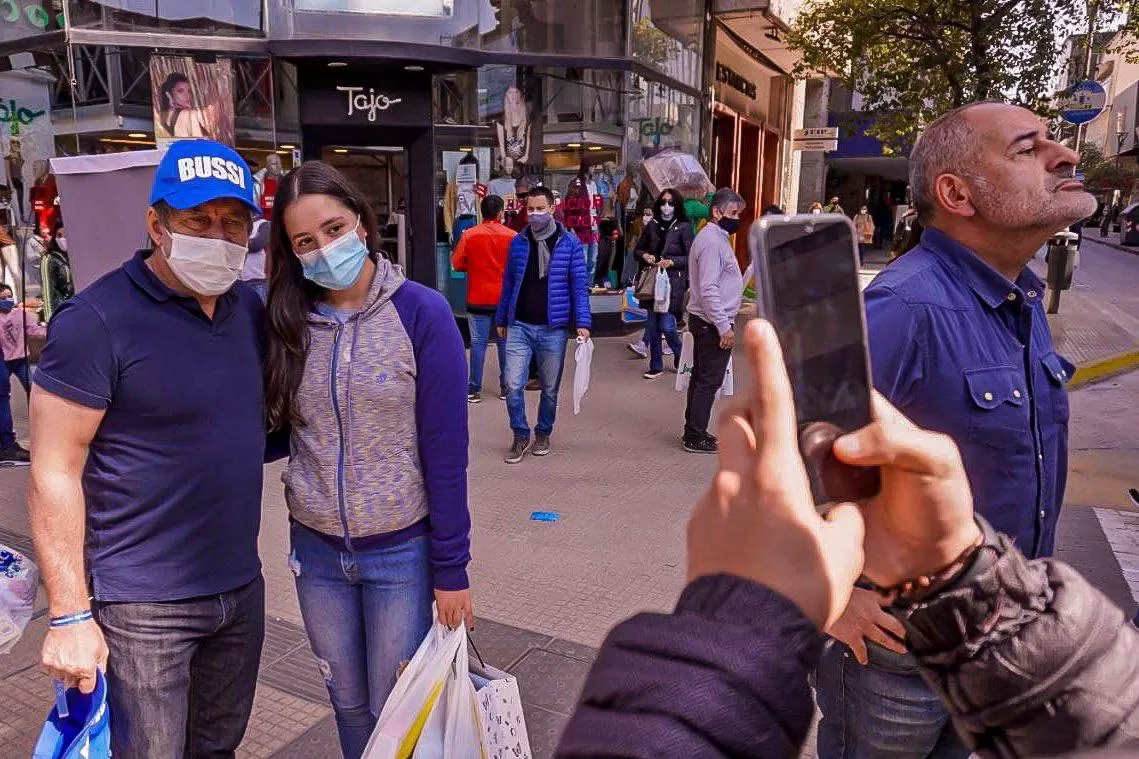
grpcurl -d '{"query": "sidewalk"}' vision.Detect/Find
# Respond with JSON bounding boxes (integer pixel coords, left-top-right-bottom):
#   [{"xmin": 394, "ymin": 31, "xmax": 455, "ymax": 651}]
[{"xmin": 0, "ymin": 243, "xmax": 1136, "ymax": 758}]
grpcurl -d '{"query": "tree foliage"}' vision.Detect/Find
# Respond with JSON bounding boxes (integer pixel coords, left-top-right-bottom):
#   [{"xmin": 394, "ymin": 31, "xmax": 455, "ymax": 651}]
[
  {"xmin": 1077, "ymin": 143, "xmax": 1138, "ymax": 192},
  {"xmin": 788, "ymin": 0, "xmax": 1084, "ymax": 148}
]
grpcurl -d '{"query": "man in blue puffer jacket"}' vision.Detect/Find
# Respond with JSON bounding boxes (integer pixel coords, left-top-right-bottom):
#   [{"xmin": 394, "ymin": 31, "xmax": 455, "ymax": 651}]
[{"xmin": 496, "ymin": 186, "xmax": 592, "ymax": 464}]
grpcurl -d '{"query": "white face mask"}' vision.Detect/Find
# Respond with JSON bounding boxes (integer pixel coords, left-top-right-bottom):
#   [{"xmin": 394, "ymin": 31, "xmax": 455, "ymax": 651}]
[
  {"xmin": 165, "ymin": 230, "xmax": 246, "ymax": 296},
  {"xmin": 56, "ymin": 237, "xmax": 68, "ymax": 252}
]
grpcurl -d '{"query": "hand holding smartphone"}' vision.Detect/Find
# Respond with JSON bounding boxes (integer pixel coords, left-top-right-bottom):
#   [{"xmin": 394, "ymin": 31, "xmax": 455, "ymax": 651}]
[{"xmin": 752, "ymin": 213, "xmax": 881, "ymax": 509}]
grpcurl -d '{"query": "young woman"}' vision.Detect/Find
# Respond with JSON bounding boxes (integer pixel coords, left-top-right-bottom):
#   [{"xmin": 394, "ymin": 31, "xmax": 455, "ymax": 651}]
[
  {"xmin": 265, "ymin": 162, "xmax": 474, "ymax": 759},
  {"xmin": 633, "ymin": 188, "xmax": 694, "ymax": 379}
]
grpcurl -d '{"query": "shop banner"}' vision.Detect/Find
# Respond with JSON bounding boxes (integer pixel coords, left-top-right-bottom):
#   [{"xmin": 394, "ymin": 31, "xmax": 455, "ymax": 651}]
[
  {"xmin": 150, "ymin": 55, "xmax": 235, "ymax": 148},
  {"xmin": 295, "ymin": 0, "xmax": 453, "ymax": 15}
]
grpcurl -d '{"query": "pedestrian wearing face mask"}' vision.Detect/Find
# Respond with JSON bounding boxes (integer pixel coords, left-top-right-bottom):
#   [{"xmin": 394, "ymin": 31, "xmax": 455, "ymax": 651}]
[
  {"xmin": 263, "ymin": 161, "xmax": 473, "ymax": 759},
  {"xmin": 496, "ymin": 186, "xmax": 592, "ymax": 464},
  {"xmin": 633, "ymin": 188, "xmax": 693, "ymax": 379},
  {"xmin": 30, "ymin": 140, "xmax": 266, "ymax": 758},
  {"xmin": 682, "ymin": 188, "xmax": 746, "ymax": 454},
  {"xmin": 854, "ymin": 204, "xmax": 875, "ymax": 263}
]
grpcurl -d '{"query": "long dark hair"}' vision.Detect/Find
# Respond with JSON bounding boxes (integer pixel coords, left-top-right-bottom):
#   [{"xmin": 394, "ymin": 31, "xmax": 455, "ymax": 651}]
[
  {"xmin": 160, "ymin": 73, "xmax": 190, "ymax": 132},
  {"xmin": 652, "ymin": 188, "xmax": 689, "ymax": 224},
  {"xmin": 265, "ymin": 161, "xmax": 382, "ymax": 430}
]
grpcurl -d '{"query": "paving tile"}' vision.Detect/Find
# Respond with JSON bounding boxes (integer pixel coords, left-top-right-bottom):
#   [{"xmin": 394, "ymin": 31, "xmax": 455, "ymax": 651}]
[
  {"xmin": 270, "ymin": 715, "xmax": 339, "ymax": 759},
  {"xmin": 470, "ymin": 617, "xmax": 553, "ymax": 671},
  {"xmin": 521, "ymin": 703, "xmax": 571, "ymax": 759},
  {"xmin": 544, "ymin": 636, "xmax": 599, "ymax": 665},
  {"xmin": 509, "ymin": 649, "xmax": 592, "ymax": 716}
]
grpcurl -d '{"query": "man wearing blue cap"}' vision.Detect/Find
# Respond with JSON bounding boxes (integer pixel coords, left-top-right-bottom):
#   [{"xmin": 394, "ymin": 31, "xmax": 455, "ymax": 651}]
[{"xmin": 29, "ymin": 140, "xmax": 267, "ymax": 758}]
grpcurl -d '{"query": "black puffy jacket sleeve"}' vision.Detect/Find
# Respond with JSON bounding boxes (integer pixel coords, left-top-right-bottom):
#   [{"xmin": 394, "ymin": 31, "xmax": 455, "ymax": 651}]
[
  {"xmin": 899, "ymin": 535, "xmax": 1139, "ymax": 758},
  {"xmin": 555, "ymin": 574, "xmax": 822, "ymax": 759}
]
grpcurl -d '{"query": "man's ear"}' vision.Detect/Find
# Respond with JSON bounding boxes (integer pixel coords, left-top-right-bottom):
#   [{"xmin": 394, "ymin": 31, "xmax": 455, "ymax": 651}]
[
  {"xmin": 933, "ymin": 173, "xmax": 977, "ymax": 219},
  {"xmin": 146, "ymin": 207, "xmax": 165, "ymax": 250}
]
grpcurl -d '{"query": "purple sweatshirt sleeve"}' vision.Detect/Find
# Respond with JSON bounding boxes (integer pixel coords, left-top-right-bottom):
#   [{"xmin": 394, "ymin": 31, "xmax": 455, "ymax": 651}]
[{"xmin": 392, "ymin": 284, "xmax": 473, "ymax": 591}]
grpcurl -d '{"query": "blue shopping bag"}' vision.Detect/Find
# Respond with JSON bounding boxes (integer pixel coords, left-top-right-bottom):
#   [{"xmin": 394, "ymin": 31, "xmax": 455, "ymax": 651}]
[{"xmin": 33, "ymin": 670, "xmax": 112, "ymax": 759}]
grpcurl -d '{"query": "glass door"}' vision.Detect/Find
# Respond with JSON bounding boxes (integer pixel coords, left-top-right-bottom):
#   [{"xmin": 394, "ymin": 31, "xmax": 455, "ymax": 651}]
[{"xmin": 321, "ymin": 146, "xmax": 409, "ymax": 268}]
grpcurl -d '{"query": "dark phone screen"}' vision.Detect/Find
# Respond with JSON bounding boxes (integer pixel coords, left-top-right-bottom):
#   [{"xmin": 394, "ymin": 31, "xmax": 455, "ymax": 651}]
[{"xmin": 761, "ymin": 218, "xmax": 878, "ymax": 503}]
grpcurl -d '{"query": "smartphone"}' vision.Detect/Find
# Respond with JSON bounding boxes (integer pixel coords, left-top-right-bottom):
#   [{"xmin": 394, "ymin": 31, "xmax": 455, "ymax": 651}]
[{"xmin": 753, "ymin": 213, "xmax": 881, "ymax": 508}]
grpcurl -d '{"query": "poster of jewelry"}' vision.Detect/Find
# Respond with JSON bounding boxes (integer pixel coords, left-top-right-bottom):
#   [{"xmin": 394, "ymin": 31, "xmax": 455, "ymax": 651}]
[{"xmin": 150, "ymin": 55, "xmax": 235, "ymax": 148}]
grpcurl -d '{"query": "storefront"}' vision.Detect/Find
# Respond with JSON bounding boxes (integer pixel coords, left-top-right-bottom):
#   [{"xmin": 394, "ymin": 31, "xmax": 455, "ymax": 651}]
[{"xmin": 708, "ymin": 24, "xmax": 791, "ymax": 265}]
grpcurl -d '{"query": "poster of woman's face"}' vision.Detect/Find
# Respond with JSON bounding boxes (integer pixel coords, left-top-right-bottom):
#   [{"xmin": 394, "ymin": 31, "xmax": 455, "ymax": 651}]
[{"xmin": 150, "ymin": 55, "xmax": 235, "ymax": 147}]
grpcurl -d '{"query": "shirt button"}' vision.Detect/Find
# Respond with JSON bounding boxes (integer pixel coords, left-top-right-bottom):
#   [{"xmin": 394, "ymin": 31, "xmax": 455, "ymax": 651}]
[
  {"xmin": 1006, "ymin": 292, "xmax": 1017, "ymax": 301},
  {"xmin": 983, "ymin": 391, "xmax": 994, "ymax": 401},
  {"xmin": 1038, "ymin": 454, "xmax": 1044, "ymax": 461},
  {"xmin": 1040, "ymin": 510, "xmax": 1046, "ymax": 518},
  {"xmin": 1028, "ymin": 290, "xmax": 1038, "ymax": 298},
  {"xmin": 1013, "ymin": 389, "xmax": 1022, "ymax": 398}
]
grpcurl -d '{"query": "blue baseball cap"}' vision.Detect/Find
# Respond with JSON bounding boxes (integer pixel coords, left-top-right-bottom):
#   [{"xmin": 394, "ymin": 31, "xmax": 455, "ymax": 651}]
[{"xmin": 149, "ymin": 139, "xmax": 260, "ymax": 215}]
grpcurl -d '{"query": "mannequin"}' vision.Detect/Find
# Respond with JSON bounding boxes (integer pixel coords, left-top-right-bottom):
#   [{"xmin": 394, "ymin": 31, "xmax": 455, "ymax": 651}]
[
  {"xmin": 564, "ymin": 158, "xmax": 600, "ymax": 287},
  {"xmin": 29, "ymin": 161, "xmax": 59, "ymax": 237},
  {"xmin": 5, "ymin": 139, "xmax": 24, "ymax": 223},
  {"xmin": 444, "ymin": 152, "xmax": 481, "ymax": 245},
  {"xmin": 495, "ymin": 85, "xmax": 531, "ymax": 175},
  {"xmin": 253, "ymin": 153, "xmax": 285, "ymax": 219}
]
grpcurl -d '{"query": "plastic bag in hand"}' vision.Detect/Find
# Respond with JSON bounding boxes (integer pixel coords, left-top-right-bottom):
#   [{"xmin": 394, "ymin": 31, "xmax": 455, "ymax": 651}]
[{"xmin": 0, "ymin": 544, "xmax": 37, "ymax": 655}]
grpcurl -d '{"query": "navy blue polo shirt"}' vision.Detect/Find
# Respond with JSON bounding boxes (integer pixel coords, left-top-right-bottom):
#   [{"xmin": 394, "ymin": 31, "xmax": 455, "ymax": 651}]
[
  {"xmin": 865, "ymin": 228, "xmax": 1073, "ymax": 558},
  {"xmin": 34, "ymin": 250, "xmax": 266, "ymax": 602}
]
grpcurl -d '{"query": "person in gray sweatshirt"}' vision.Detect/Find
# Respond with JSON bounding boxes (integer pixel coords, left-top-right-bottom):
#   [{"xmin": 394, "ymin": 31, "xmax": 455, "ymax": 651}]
[{"xmin": 683, "ymin": 188, "xmax": 746, "ymax": 454}]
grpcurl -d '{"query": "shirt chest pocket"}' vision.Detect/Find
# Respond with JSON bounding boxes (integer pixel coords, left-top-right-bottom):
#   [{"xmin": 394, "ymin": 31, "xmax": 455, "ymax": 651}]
[
  {"xmin": 964, "ymin": 365, "xmax": 1030, "ymax": 451},
  {"xmin": 1040, "ymin": 352, "xmax": 1073, "ymax": 428}
]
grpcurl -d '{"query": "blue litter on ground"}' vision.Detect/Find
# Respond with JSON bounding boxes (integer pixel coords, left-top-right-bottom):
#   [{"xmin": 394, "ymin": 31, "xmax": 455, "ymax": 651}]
[{"xmin": 530, "ymin": 511, "xmax": 560, "ymax": 522}]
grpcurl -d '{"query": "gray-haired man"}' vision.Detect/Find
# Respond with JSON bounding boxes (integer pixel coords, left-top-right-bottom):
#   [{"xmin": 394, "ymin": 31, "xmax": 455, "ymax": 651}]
[{"xmin": 683, "ymin": 188, "xmax": 746, "ymax": 453}]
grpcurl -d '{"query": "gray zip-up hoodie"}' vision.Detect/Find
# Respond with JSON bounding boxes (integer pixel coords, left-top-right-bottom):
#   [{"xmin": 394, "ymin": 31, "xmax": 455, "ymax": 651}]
[{"xmin": 283, "ymin": 259, "xmax": 472, "ymax": 590}]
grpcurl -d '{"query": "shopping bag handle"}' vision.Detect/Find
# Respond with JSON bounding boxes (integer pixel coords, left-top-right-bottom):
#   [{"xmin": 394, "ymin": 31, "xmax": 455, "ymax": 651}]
[{"xmin": 467, "ymin": 631, "xmax": 486, "ymax": 670}]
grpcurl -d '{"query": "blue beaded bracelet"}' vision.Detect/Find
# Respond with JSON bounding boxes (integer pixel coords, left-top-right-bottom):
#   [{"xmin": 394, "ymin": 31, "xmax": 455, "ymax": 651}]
[{"xmin": 49, "ymin": 611, "xmax": 93, "ymax": 628}]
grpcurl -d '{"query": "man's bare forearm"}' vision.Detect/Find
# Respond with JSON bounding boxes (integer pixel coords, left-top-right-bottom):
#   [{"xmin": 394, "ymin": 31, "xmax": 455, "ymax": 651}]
[{"xmin": 29, "ymin": 469, "xmax": 90, "ymax": 616}]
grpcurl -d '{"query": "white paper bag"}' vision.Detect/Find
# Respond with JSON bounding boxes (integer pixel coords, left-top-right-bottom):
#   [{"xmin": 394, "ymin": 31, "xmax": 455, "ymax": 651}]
[
  {"xmin": 653, "ymin": 268, "xmax": 671, "ymax": 313},
  {"xmin": 471, "ymin": 662, "xmax": 532, "ymax": 759},
  {"xmin": 573, "ymin": 337, "xmax": 593, "ymax": 414},
  {"xmin": 675, "ymin": 331, "xmax": 695, "ymax": 392}
]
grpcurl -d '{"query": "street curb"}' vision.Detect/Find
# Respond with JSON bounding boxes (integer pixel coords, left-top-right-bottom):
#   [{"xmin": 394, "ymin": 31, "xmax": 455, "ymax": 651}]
[
  {"xmin": 1084, "ymin": 234, "xmax": 1139, "ymax": 257},
  {"xmin": 1069, "ymin": 348, "xmax": 1139, "ymax": 390}
]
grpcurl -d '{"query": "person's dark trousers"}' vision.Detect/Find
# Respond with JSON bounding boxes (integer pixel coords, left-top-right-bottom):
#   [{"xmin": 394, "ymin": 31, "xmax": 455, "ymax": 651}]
[
  {"xmin": 5, "ymin": 358, "xmax": 29, "ymax": 393},
  {"xmin": 683, "ymin": 314, "xmax": 732, "ymax": 442},
  {"xmin": 92, "ymin": 575, "xmax": 265, "ymax": 759},
  {"xmin": 0, "ymin": 358, "xmax": 16, "ymax": 448}
]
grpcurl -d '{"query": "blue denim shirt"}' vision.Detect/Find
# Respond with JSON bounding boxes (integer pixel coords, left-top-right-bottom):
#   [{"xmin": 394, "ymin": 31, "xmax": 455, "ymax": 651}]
[{"xmin": 865, "ymin": 228, "xmax": 1073, "ymax": 558}]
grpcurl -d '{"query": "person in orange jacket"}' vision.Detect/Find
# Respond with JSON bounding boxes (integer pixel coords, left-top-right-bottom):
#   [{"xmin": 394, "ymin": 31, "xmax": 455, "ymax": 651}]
[{"xmin": 451, "ymin": 195, "xmax": 517, "ymax": 403}]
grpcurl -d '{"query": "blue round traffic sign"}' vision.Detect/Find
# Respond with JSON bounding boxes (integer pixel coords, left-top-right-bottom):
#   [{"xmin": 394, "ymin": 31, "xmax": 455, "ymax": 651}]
[{"xmin": 1058, "ymin": 80, "xmax": 1107, "ymax": 125}]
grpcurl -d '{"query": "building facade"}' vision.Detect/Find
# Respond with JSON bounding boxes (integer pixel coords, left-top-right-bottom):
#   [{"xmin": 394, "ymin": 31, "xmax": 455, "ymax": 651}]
[{"xmin": 0, "ymin": 0, "xmax": 803, "ymax": 327}]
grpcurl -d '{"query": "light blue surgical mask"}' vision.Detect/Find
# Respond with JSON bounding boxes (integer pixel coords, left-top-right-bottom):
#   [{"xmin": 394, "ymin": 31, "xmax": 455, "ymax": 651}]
[{"xmin": 298, "ymin": 217, "xmax": 369, "ymax": 291}]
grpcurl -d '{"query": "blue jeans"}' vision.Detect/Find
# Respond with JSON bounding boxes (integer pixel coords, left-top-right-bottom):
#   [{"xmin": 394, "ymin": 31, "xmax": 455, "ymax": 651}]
[
  {"xmin": 585, "ymin": 241, "xmax": 599, "ymax": 286},
  {"xmin": 645, "ymin": 311, "xmax": 683, "ymax": 372},
  {"xmin": 815, "ymin": 639, "xmax": 970, "ymax": 759},
  {"xmin": 92, "ymin": 576, "xmax": 265, "ymax": 759},
  {"xmin": 6, "ymin": 358, "xmax": 29, "ymax": 393},
  {"xmin": 290, "ymin": 522, "xmax": 433, "ymax": 759},
  {"xmin": 504, "ymin": 321, "xmax": 569, "ymax": 439},
  {"xmin": 0, "ymin": 358, "xmax": 15, "ymax": 447},
  {"xmin": 467, "ymin": 313, "xmax": 505, "ymax": 394}
]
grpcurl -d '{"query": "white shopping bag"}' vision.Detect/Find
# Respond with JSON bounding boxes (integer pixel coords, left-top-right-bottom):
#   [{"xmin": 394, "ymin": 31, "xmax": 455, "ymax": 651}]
[
  {"xmin": 674, "ymin": 332, "xmax": 733, "ymax": 398},
  {"xmin": 0, "ymin": 544, "xmax": 37, "ymax": 655},
  {"xmin": 675, "ymin": 331, "xmax": 695, "ymax": 392},
  {"xmin": 366, "ymin": 620, "xmax": 465, "ymax": 759},
  {"xmin": 573, "ymin": 337, "xmax": 593, "ymax": 415},
  {"xmin": 653, "ymin": 268, "xmax": 671, "ymax": 313},
  {"xmin": 470, "ymin": 661, "xmax": 532, "ymax": 759},
  {"xmin": 443, "ymin": 631, "xmax": 483, "ymax": 758},
  {"xmin": 718, "ymin": 355, "xmax": 734, "ymax": 398}
]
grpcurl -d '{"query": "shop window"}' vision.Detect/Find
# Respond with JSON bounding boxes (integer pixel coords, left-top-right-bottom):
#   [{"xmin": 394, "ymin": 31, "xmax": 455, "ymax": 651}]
[
  {"xmin": 630, "ymin": 0, "xmax": 703, "ymax": 89},
  {"xmin": 479, "ymin": 0, "xmax": 627, "ymax": 57},
  {"xmin": 67, "ymin": 0, "xmax": 263, "ymax": 37}
]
